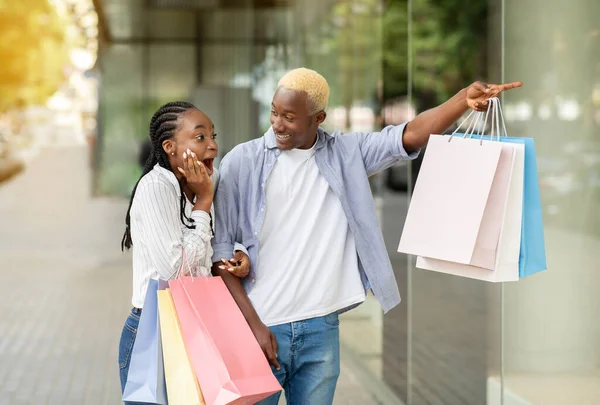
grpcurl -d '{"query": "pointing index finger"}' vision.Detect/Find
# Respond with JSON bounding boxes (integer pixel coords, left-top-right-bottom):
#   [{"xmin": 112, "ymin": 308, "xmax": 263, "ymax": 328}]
[{"xmin": 497, "ymin": 81, "xmax": 523, "ymax": 92}]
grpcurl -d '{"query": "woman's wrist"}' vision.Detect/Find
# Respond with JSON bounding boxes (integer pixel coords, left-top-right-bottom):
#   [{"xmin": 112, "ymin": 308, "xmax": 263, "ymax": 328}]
[{"xmin": 193, "ymin": 198, "xmax": 212, "ymax": 213}]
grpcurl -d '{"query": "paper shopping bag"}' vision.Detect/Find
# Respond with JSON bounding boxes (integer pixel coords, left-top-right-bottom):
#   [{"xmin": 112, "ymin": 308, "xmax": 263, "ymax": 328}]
[
  {"xmin": 122, "ymin": 279, "xmax": 168, "ymax": 404},
  {"xmin": 158, "ymin": 288, "xmax": 205, "ymax": 405},
  {"xmin": 416, "ymin": 142, "xmax": 525, "ymax": 281},
  {"xmin": 447, "ymin": 134, "xmax": 547, "ymax": 277},
  {"xmin": 398, "ymin": 135, "xmax": 506, "ymax": 269},
  {"xmin": 170, "ymin": 276, "xmax": 282, "ymax": 405}
]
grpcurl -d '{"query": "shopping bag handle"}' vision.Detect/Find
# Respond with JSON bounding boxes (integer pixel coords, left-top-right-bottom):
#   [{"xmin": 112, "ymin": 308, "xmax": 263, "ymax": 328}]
[
  {"xmin": 176, "ymin": 247, "xmax": 192, "ymax": 279},
  {"xmin": 457, "ymin": 97, "xmax": 506, "ymax": 144},
  {"xmin": 477, "ymin": 97, "xmax": 506, "ymax": 142},
  {"xmin": 177, "ymin": 248, "xmax": 208, "ymax": 281},
  {"xmin": 449, "ymin": 110, "xmax": 477, "ymax": 141},
  {"xmin": 495, "ymin": 97, "xmax": 508, "ymax": 138},
  {"xmin": 480, "ymin": 98, "xmax": 497, "ymax": 142},
  {"xmin": 448, "ymin": 106, "xmax": 488, "ymax": 143}
]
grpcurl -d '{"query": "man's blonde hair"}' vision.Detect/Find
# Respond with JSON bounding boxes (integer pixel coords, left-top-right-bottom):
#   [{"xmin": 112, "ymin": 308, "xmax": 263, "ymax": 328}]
[{"xmin": 277, "ymin": 68, "xmax": 330, "ymax": 115}]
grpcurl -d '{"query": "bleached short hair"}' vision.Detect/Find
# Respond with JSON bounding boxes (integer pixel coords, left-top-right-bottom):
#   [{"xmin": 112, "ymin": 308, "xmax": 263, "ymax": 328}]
[{"xmin": 277, "ymin": 68, "xmax": 330, "ymax": 115}]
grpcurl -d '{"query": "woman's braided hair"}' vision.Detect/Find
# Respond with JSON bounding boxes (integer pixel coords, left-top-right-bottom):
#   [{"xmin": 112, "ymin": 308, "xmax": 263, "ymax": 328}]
[{"xmin": 121, "ymin": 101, "xmax": 198, "ymax": 251}]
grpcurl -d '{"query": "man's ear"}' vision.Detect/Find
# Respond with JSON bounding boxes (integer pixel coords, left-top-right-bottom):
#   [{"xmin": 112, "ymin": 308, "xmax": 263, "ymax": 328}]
[
  {"xmin": 316, "ymin": 111, "xmax": 327, "ymax": 125},
  {"xmin": 162, "ymin": 139, "xmax": 176, "ymax": 156}
]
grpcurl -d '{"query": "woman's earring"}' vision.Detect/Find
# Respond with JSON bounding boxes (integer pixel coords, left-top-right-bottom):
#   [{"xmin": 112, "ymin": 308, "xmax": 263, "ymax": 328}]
[{"xmin": 171, "ymin": 152, "xmax": 175, "ymax": 156}]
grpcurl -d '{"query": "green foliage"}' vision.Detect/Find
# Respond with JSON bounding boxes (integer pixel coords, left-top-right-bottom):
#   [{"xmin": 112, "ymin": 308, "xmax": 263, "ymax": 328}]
[
  {"xmin": 304, "ymin": 0, "xmax": 383, "ymax": 110},
  {"xmin": 301, "ymin": 0, "xmax": 488, "ymax": 112},
  {"xmin": 383, "ymin": 0, "xmax": 489, "ymax": 106},
  {"xmin": 0, "ymin": 0, "xmax": 68, "ymax": 112}
]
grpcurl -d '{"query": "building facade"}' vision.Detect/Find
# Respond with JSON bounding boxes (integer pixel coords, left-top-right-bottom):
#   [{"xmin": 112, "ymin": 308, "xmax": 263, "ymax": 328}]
[{"xmin": 95, "ymin": 1, "xmax": 600, "ymax": 404}]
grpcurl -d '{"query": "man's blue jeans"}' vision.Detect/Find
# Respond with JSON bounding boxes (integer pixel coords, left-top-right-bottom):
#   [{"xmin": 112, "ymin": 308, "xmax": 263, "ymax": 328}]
[{"xmin": 258, "ymin": 312, "xmax": 341, "ymax": 405}]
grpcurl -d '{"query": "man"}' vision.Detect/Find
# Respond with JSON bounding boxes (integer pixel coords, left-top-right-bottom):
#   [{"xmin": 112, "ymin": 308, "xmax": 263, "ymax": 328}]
[{"xmin": 212, "ymin": 68, "xmax": 521, "ymax": 404}]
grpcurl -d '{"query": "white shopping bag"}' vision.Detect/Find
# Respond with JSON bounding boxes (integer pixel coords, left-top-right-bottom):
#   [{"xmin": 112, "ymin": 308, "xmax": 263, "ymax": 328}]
[
  {"xmin": 416, "ymin": 98, "xmax": 525, "ymax": 281},
  {"xmin": 397, "ymin": 133, "xmax": 506, "ymax": 269}
]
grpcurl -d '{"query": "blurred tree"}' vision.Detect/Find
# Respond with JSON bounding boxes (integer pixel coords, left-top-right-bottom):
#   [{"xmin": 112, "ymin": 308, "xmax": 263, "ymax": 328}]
[
  {"xmin": 383, "ymin": 0, "xmax": 488, "ymax": 109},
  {"xmin": 303, "ymin": 0, "xmax": 487, "ymax": 121},
  {"xmin": 0, "ymin": 0, "xmax": 68, "ymax": 113},
  {"xmin": 380, "ymin": 0, "xmax": 488, "ymax": 193},
  {"xmin": 305, "ymin": 0, "xmax": 383, "ymax": 130}
]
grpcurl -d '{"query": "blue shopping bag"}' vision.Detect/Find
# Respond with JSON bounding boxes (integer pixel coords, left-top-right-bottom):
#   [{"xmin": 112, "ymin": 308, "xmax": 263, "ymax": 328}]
[
  {"xmin": 122, "ymin": 279, "xmax": 168, "ymax": 404},
  {"xmin": 450, "ymin": 134, "xmax": 547, "ymax": 277}
]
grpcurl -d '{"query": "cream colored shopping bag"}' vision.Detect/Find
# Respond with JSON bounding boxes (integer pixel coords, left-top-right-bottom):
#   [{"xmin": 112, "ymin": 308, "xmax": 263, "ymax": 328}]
[{"xmin": 157, "ymin": 289, "xmax": 206, "ymax": 405}]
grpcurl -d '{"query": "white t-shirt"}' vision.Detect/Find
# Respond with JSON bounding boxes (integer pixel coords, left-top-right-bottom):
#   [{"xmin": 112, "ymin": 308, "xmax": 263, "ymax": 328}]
[{"xmin": 249, "ymin": 143, "xmax": 366, "ymax": 326}]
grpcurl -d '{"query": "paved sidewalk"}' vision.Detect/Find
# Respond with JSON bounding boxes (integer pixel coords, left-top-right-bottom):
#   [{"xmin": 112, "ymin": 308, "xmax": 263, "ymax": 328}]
[{"xmin": 0, "ymin": 146, "xmax": 393, "ymax": 405}]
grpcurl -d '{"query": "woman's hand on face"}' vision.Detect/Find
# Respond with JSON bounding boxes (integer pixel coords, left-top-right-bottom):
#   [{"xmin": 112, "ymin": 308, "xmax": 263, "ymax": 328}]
[{"xmin": 177, "ymin": 148, "xmax": 213, "ymax": 208}]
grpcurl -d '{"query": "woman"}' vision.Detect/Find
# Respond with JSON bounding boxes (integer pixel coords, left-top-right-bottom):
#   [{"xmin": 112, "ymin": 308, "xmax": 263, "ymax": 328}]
[{"xmin": 118, "ymin": 101, "xmax": 249, "ymax": 398}]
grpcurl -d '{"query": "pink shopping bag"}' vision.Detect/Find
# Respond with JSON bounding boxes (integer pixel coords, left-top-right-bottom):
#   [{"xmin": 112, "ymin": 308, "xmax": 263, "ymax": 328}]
[
  {"xmin": 398, "ymin": 134, "xmax": 510, "ymax": 269},
  {"xmin": 169, "ymin": 275, "xmax": 282, "ymax": 405}
]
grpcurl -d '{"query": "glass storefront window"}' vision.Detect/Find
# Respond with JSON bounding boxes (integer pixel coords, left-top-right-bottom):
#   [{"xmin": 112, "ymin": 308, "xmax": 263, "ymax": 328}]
[
  {"xmin": 95, "ymin": 1, "xmax": 600, "ymax": 403},
  {"xmin": 499, "ymin": 1, "xmax": 600, "ymax": 404}
]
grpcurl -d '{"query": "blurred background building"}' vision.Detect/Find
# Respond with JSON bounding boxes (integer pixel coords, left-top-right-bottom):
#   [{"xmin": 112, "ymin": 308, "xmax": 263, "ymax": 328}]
[{"xmin": 1, "ymin": 0, "xmax": 599, "ymax": 404}]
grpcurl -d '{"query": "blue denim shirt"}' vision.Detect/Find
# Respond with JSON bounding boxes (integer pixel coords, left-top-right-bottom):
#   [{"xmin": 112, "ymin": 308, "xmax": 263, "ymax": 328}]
[{"xmin": 212, "ymin": 124, "xmax": 418, "ymax": 313}]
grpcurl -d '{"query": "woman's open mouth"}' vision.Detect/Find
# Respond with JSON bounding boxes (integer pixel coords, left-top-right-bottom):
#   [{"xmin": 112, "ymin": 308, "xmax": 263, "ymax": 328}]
[{"xmin": 202, "ymin": 158, "xmax": 214, "ymax": 174}]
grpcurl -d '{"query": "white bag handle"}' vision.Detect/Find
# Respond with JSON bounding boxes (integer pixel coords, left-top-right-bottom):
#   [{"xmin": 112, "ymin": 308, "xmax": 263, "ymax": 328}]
[
  {"xmin": 480, "ymin": 98, "xmax": 497, "ymax": 142},
  {"xmin": 495, "ymin": 97, "xmax": 508, "ymax": 138},
  {"xmin": 465, "ymin": 111, "xmax": 485, "ymax": 138},
  {"xmin": 449, "ymin": 97, "xmax": 507, "ymax": 144},
  {"xmin": 449, "ymin": 110, "xmax": 485, "ymax": 142},
  {"xmin": 449, "ymin": 109, "xmax": 477, "ymax": 140},
  {"xmin": 461, "ymin": 97, "xmax": 506, "ymax": 144},
  {"xmin": 487, "ymin": 97, "xmax": 508, "ymax": 141}
]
